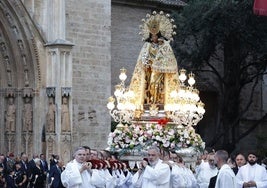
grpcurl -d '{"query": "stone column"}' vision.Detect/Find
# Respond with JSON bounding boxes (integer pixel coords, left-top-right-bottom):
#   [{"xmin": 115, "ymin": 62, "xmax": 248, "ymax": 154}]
[
  {"xmin": 45, "ymin": 42, "xmax": 73, "ymax": 162},
  {"xmin": 42, "ymin": 0, "xmax": 73, "ymax": 162},
  {"xmin": 47, "ymin": 0, "xmax": 66, "ymax": 42},
  {"xmin": 22, "ymin": 0, "xmax": 66, "ymax": 42},
  {"xmin": 22, "ymin": 88, "xmax": 34, "ymax": 156}
]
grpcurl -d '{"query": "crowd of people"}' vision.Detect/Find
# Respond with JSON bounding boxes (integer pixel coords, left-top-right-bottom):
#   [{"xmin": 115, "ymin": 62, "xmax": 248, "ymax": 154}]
[
  {"xmin": 58, "ymin": 146, "xmax": 267, "ymax": 188},
  {"xmin": 0, "ymin": 146, "xmax": 266, "ymax": 188},
  {"xmin": 0, "ymin": 152, "xmax": 61, "ymax": 188}
]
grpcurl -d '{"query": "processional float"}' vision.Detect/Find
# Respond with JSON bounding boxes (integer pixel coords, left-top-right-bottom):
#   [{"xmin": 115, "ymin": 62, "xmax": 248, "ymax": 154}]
[{"xmin": 107, "ymin": 11, "xmax": 205, "ymax": 162}]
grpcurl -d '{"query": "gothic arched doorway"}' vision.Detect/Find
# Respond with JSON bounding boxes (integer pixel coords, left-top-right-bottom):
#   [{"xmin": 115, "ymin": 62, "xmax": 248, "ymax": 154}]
[{"xmin": 0, "ymin": 0, "xmax": 46, "ymax": 156}]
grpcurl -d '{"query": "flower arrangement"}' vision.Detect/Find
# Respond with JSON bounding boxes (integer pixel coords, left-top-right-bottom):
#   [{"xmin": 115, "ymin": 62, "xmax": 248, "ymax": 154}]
[{"xmin": 107, "ymin": 120, "xmax": 205, "ymax": 155}]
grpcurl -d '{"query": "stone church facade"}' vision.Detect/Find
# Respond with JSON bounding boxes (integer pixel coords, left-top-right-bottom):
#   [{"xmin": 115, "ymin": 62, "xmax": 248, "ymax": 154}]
[
  {"xmin": 0, "ymin": 0, "xmax": 266, "ymax": 162},
  {"xmin": 0, "ymin": 0, "xmax": 112, "ymax": 162}
]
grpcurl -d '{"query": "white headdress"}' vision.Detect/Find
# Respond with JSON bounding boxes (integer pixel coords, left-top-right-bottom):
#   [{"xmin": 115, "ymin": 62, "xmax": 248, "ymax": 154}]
[{"xmin": 139, "ymin": 11, "xmax": 177, "ymax": 41}]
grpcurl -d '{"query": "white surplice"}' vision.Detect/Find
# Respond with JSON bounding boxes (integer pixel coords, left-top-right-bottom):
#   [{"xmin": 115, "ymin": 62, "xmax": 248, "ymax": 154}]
[
  {"xmin": 132, "ymin": 159, "xmax": 170, "ymax": 188},
  {"xmin": 171, "ymin": 165, "xmax": 197, "ymax": 188},
  {"xmin": 236, "ymin": 163, "xmax": 267, "ymax": 188},
  {"xmin": 171, "ymin": 165, "xmax": 187, "ymax": 188},
  {"xmin": 215, "ymin": 164, "xmax": 236, "ymax": 188},
  {"xmin": 61, "ymin": 159, "xmax": 95, "ymax": 188},
  {"xmin": 116, "ymin": 169, "xmax": 133, "ymax": 188},
  {"xmin": 90, "ymin": 169, "xmax": 106, "ymax": 188},
  {"xmin": 196, "ymin": 162, "xmax": 218, "ymax": 188}
]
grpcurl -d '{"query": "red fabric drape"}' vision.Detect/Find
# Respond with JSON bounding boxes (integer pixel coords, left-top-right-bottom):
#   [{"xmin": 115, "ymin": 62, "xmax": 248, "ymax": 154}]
[{"xmin": 253, "ymin": 0, "xmax": 267, "ymax": 16}]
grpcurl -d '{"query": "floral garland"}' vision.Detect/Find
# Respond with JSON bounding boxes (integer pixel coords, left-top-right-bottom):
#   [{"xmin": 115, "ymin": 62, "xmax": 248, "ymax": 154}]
[{"xmin": 107, "ymin": 120, "xmax": 205, "ymax": 155}]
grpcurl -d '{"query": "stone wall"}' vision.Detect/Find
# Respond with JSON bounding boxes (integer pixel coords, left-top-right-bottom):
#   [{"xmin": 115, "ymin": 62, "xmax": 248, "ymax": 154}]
[
  {"xmin": 111, "ymin": 4, "xmax": 149, "ymax": 89},
  {"xmin": 65, "ymin": 0, "xmax": 111, "ymax": 150}
]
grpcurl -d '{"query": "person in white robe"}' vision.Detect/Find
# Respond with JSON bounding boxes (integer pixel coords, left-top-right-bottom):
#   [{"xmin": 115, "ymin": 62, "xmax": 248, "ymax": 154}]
[
  {"xmin": 167, "ymin": 152, "xmax": 197, "ymax": 188},
  {"xmin": 214, "ymin": 150, "xmax": 237, "ymax": 188},
  {"xmin": 96, "ymin": 167, "xmax": 116, "ymax": 188},
  {"xmin": 116, "ymin": 162, "xmax": 133, "ymax": 188},
  {"xmin": 196, "ymin": 153, "xmax": 218, "ymax": 188},
  {"xmin": 132, "ymin": 146, "xmax": 170, "ymax": 188},
  {"xmin": 236, "ymin": 152, "xmax": 267, "ymax": 188},
  {"xmin": 90, "ymin": 168, "xmax": 107, "ymax": 188},
  {"xmin": 61, "ymin": 146, "xmax": 101, "ymax": 188},
  {"xmin": 184, "ymin": 166, "xmax": 198, "ymax": 188},
  {"xmin": 171, "ymin": 164, "xmax": 187, "ymax": 188}
]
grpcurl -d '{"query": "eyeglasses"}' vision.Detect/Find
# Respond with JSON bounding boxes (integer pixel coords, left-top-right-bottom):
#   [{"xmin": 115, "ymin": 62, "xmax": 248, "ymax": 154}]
[{"xmin": 77, "ymin": 153, "xmax": 86, "ymax": 156}]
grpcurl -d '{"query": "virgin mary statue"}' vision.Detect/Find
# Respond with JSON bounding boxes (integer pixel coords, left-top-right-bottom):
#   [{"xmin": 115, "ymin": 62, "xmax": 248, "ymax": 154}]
[{"xmin": 129, "ymin": 11, "xmax": 180, "ymax": 111}]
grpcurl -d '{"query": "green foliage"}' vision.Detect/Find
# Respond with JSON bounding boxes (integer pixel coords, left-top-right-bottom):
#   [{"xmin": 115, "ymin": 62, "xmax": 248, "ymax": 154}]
[
  {"xmin": 172, "ymin": 0, "xmax": 267, "ymax": 70},
  {"xmin": 171, "ymin": 0, "xmax": 267, "ymax": 150},
  {"xmin": 256, "ymin": 134, "xmax": 267, "ymax": 157}
]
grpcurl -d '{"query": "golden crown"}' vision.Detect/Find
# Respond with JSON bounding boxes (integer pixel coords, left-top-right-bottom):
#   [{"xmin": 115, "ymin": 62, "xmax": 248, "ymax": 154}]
[{"xmin": 139, "ymin": 11, "xmax": 176, "ymax": 41}]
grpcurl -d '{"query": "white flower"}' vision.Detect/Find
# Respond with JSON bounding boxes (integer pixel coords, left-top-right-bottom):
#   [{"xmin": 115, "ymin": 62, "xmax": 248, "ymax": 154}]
[
  {"xmin": 155, "ymin": 135, "xmax": 161, "ymax": 141},
  {"xmin": 163, "ymin": 141, "xmax": 170, "ymax": 147},
  {"xmin": 146, "ymin": 130, "xmax": 153, "ymax": 136},
  {"xmin": 168, "ymin": 129, "xmax": 175, "ymax": 135},
  {"xmin": 184, "ymin": 131, "xmax": 189, "ymax": 138},
  {"xmin": 125, "ymin": 137, "xmax": 131, "ymax": 143},
  {"xmin": 107, "ymin": 122, "xmax": 204, "ymax": 153}
]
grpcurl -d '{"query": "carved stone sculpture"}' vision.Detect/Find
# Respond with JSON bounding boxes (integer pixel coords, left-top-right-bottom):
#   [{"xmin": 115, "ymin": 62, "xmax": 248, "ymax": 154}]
[
  {"xmin": 22, "ymin": 97, "xmax": 33, "ymax": 132},
  {"xmin": 47, "ymin": 136, "xmax": 55, "ymax": 155},
  {"xmin": 46, "ymin": 97, "xmax": 56, "ymax": 133},
  {"xmin": 61, "ymin": 97, "xmax": 70, "ymax": 132},
  {"xmin": 5, "ymin": 97, "xmax": 16, "ymax": 132}
]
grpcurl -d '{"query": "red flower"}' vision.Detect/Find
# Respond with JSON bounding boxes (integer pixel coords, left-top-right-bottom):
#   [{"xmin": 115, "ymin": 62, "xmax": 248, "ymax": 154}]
[{"xmin": 157, "ymin": 118, "xmax": 169, "ymax": 126}]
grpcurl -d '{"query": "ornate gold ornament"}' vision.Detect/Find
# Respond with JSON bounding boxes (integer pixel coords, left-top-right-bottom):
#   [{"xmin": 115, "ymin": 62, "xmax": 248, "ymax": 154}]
[
  {"xmin": 107, "ymin": 11, "xmax": 205, "ymax": 128},
  {"xmin": 139, "ymin": 11, "xmax": 177, "ymax": 41}
]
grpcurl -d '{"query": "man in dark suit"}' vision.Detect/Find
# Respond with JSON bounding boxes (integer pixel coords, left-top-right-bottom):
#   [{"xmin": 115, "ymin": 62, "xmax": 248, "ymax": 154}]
[
  {"xmin": 232, "ymin": 153, "xmax": 246, "ymax": 175},
  {"xmin": 19, "ymin": 152, "xmax": 30, "ymax": 188},
  {"xmin": 0, "ymin": 154, "xmax": 8, "ymax": 174},
  {"xmin": 50, "ymin": 154, "xmax": 59, "ymax": 168},
  {"xmin": 40, "ymin": 154, "xmax": 49, "ymax": 174},
  {"xmin": 27, "ymin": 153, "xmax": 39, "ymax": 187},
  {"xmin": 27, "ymin": 154, "xmax": 39, "ymax": 171},
  {"xmin": 48, "ymin": 160, "xmax": 64, "ymax": 188},
  {"xmin": 6, "ymin": 169, "xmax": 16, "ymax": 188},
  {"xmin": 19, "ymin": 153, "xmax": 28, "ymax": 173},
  {"xmin": 208, "ymin": 175, "xmax": 217, "ymax": 188}
]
